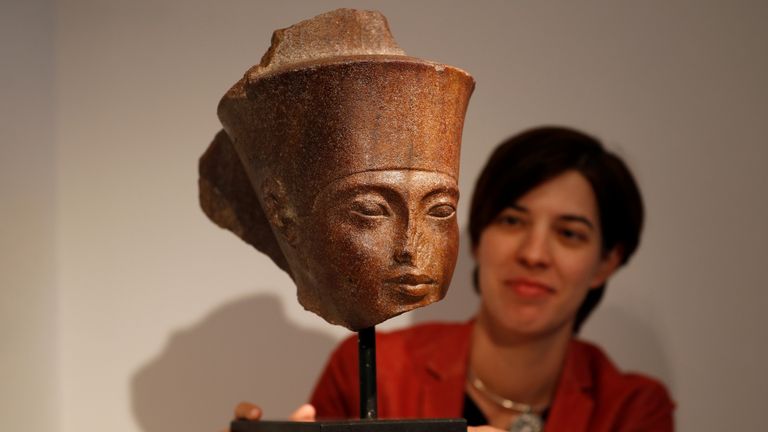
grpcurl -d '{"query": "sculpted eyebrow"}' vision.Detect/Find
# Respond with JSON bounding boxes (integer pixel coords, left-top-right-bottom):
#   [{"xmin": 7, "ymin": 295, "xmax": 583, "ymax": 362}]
[
  {"xmin": 422, "ymin": 186, "xmax": 459, "ymax": 201},
  {"xmin": 333, "ymin": 184, "xmax": 402, "ymax": 205},
  {"xmin": 341, "ymin": 184, "xmax": 395, "ymax": 196}
]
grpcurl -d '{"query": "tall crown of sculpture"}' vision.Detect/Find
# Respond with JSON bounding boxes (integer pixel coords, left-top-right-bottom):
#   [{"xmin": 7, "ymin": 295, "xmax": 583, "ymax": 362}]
[
  {"xmin": 200, "ymin": 10, "xmax": 474, "ymax": 329},
  {"xmin": 201, "ymin": 9, "xmax": 474, "ymax": 275}
]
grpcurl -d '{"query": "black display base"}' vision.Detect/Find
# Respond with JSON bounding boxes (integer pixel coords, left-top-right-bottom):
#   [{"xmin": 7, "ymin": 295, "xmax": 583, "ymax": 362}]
[{"xmin": 231, "ymin": 419, "xmax": 466, "ymax": 432}]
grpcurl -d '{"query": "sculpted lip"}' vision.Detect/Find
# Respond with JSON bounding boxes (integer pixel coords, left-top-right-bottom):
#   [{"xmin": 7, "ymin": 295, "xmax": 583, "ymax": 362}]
[
  {"xmin": 386, "ymin": 273, "xmax": 437, "ymax": 298},
  {"xmin": 505, "ymin": 278, "xmax": 555, "ymax": 298}
]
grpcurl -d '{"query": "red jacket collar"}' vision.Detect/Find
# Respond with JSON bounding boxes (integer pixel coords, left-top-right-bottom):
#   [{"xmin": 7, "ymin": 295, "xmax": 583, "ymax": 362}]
[{"xmin": 413, "ymin": 321, "xmax": 598, "ymax": 431}]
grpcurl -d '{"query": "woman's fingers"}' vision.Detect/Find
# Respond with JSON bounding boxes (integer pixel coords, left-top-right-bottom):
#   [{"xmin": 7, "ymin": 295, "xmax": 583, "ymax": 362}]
[
  {"xmin": 468, "ymin": 426, "xmax": 506, "ymax": 432},
  {"xmin": 234, "ymin": 401, "xmax": 262, "ymax": 420},
  {"xmin": 289, "ymin": 404, "xmax": 316, "ymax": 422},
  {"xmin": 233, "ymin": 402, "xmax": 314, "ymax": 422}
]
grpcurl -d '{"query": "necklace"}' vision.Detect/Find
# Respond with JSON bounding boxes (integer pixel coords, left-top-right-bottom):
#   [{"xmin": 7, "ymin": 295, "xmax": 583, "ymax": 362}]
[{"xmin": 466, "ymin": 370, "xmax": 544, "ymax": 432}]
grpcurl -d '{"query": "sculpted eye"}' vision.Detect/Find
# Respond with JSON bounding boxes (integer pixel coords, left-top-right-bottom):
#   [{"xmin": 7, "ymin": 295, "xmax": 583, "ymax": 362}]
[
  {"xmin": 350, "ymin": 200, "xmax": 389, "ymax": 217},
  {"xmin": 428, "ymin": 204, "xmax": 456, "ymax": 218}
]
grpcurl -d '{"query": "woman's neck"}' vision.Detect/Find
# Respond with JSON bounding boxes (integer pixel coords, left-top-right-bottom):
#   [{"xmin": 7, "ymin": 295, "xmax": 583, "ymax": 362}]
[{"xmin": 468, "ymin": 311, "xmax": 572, "ymax": 411}]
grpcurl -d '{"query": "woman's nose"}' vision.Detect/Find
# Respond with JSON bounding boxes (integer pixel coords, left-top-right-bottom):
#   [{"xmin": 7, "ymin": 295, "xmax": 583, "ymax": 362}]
[{"xmin": 516, "ymin": 228, "xmax": 551, "ymax": 269}]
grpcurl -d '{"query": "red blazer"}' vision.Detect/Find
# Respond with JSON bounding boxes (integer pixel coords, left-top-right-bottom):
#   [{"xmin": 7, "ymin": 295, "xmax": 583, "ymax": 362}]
[{"xmin": 310, "ymin": 321, "xmax": 674, "ymax": 431}]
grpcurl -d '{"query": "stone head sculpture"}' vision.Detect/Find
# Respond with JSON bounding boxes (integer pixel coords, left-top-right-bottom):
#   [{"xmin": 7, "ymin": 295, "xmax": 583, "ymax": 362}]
[{"xmin": 199, "ymin": 9, "xmax": 474, "ymax": 330}]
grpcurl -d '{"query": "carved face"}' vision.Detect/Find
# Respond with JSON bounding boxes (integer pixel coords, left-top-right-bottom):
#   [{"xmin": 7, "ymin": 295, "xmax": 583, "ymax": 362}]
[
  {"xmin": 201, "ymin": 9, "xmax": 474, "ymax": 331},
  {"xmin": 290, "ymin": 169, "xmax": 459, "ymax": 329}
]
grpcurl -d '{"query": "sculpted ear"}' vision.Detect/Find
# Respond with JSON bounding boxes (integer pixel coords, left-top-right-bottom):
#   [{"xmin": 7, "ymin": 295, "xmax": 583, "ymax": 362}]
[
  {"xmin": 260, "ymin": 177, "xmax": 299, "ymax": 247},
  {"xmin": 198, "ymin": 129, "xmax": 292, "ymax": 275}
]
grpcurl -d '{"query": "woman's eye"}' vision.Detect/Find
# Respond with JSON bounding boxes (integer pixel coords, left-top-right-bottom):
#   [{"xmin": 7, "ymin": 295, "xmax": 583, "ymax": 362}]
[
  {"xmin": 559, "ymin": 228, "xmax": 588, "ymax": 243},
  {"xmin": 350, "ymin": 201, "xmax": 389, "ymax": 217},
  {"xmin": 428, "ymin": 204, "xmax": 456, "ymax": 218},
  {"xmin": 497, "ymin": 215, "xmax": 522, "ymax": 226}
]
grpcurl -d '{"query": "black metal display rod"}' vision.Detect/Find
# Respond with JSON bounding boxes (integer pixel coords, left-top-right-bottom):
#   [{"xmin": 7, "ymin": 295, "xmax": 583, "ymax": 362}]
[
  {"xmin": 232, "ymin": 324, "xmax": 467, "ymax": 432},
  {"xmin": 358, "ymin": 326, "xmax": 377, "ymax": 420}
]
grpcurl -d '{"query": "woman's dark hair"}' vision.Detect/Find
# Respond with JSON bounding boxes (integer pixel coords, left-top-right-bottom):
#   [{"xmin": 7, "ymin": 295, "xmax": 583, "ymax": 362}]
[{"xmin": 469, "ymin": 126, "xmax": 644, "ymax": 333}]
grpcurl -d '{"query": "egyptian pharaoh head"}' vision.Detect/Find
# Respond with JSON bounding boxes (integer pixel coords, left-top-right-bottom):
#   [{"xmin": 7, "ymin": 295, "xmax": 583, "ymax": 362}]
[{"xmin": 199, "ymin": 9, "xmax": 474, "ymax": 330}]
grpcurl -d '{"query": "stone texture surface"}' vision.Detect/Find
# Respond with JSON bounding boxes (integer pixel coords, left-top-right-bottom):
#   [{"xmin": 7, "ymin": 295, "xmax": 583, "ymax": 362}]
[
  {"xmin": 257, "ymin": 9, "xmax": 405, "ymax": 75},
  {"xmin": 200, "ymin": 8, "xmax": 474, "ymax": 330}
]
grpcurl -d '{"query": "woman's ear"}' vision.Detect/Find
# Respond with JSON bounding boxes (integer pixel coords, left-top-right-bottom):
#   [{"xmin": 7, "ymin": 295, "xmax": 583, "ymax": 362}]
[
  {"xmin": 590, "ymin": 246, "xmax": 623, "ymax": 289},
  {"xmin": 261, "ymin": 177, "xmax": 299, "ymax": 247}
]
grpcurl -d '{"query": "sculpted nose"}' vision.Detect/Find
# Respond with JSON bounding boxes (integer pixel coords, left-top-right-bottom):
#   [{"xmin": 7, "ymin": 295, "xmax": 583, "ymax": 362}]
[
  {"xmin": 394, "ymin": 219, "xmax": 420, "ymax": 265},
  {"xmin": 394, "ymin": 248, "xmax": 413, "ymax": 265}
]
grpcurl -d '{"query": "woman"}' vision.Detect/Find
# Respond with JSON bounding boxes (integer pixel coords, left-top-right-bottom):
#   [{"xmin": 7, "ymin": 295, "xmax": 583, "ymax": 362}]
[{"xmin": 236, "ymin": 126, "xmax": 675, "ymax": 431}]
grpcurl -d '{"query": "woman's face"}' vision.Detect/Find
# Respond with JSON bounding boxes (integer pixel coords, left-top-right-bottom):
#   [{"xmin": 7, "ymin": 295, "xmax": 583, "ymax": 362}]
[
  {"xmin": 296, "ymin": 169, "xmax": 459, "ymax": 330},
  {"xmin": 475, "ymin": 170, "xmax": 619, "ymax": 339}
]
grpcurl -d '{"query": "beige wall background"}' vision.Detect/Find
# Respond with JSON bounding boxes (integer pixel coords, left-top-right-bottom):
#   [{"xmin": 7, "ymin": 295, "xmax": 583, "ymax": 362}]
[
  {"xmin": 2, "ymin": 1, "xmax": 57, "ymax": 431},
  {"xmin": 2, "ymin": 0, "xmax": 767, "ymax": 431}
]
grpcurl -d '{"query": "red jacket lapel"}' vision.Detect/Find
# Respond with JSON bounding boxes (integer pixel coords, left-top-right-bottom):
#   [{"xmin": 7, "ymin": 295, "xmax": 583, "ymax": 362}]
[
  {"xmin": 545, "ymin": 340, "xmax": 594, "ymax": 432},
  {"xmin": 418, "ymin": 321, "xmax": 473, "ymax": 417}
]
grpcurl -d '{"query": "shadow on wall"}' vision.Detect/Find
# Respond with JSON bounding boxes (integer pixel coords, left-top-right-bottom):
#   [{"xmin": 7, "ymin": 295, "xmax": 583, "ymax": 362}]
[
  {"xmin": 131, "ymin": 293, "xmax": 337, "ymax": 432},
  {"xmin": 130, "ymin": 236, "xmax": 674, "ymax": 432},
  {"xmin": 582, "ymin": 304, "xmax": 674, "ymax": 390}
]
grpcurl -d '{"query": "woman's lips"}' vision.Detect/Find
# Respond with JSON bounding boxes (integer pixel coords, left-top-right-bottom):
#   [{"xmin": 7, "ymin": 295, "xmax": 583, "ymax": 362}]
[
  {"xmin": 505, "ymin": 278, "xmax": 555, "ymax": 299},
  {"xmin": 386, "ymin": 273, "xmax": 437, "ymax": 298}
]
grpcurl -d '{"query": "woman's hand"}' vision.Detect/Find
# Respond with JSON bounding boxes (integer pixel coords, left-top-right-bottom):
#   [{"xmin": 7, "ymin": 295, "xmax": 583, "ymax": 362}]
[
  {"xmin": 233, "ymin": 402, "xmax": 317, "ymax": 422},
  {"xmin": 230, "ymin": 405, "xmax": 497, "ymax": 432},
  {"xmin": 287, "ymin": 404, "xmax": 317, "ymax": 421},
  {"xmin": 468, "ymin": 426, "xmax": 506, "ymax": 432},
  {"xmin": 233, "ymin": 401, "xmax": 262, "ymax": 421}
]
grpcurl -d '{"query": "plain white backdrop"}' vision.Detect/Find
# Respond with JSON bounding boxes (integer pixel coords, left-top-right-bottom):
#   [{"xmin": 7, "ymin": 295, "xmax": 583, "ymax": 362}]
[{"xmin": 2, "ymin": 1, "xmax": 767, "ymax": 431}]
